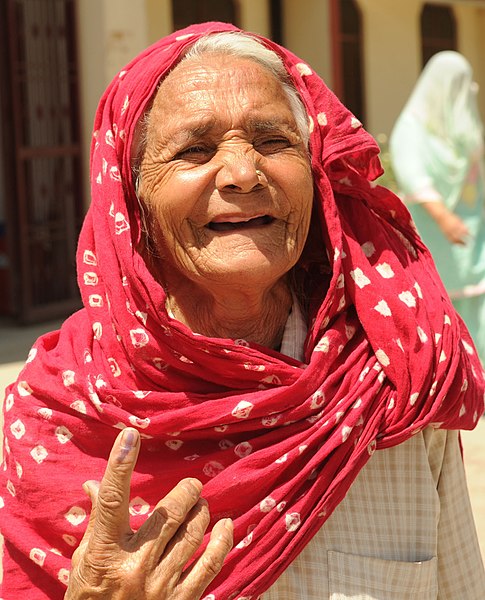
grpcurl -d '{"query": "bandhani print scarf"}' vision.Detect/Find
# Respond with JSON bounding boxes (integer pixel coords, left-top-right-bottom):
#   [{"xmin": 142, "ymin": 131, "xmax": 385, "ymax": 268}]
[{"xmin": 1, "ymin": 22, "xmax": 484, "ymax": 600}]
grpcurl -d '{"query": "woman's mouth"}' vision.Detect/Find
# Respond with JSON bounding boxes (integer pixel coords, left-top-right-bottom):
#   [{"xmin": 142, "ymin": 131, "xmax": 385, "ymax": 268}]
[{"xmin": 207, "ymin": 215, "xmax": 274, "ymax": 232}]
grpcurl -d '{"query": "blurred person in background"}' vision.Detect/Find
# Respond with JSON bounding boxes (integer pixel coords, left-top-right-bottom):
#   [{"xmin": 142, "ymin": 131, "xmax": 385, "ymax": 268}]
[{"xmin": 390, "ymin": 51, "xmax": 485, "ymax": 363}]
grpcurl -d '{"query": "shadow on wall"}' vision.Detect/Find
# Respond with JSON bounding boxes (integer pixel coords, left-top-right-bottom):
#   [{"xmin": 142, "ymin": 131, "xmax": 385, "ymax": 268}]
[{"xmin": 0, "ymin": 318, "xmax": 63, "ymax": 365}]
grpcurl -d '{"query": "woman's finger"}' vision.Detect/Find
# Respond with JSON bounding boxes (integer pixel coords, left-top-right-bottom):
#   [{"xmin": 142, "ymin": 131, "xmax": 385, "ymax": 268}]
[
  {"xmin": 134, "ymin": 477, "xmax": 204, "ymax": 558},
  {"xmin": 155, "ymin": 497, "xmax": 210, "ymax": 572},
  {"xmin": 90, "ymin": 427, "xmax": 141, "ymax": 544},
  {"xmin": 79, "ymin": 480, "xmax": 100, "ymax": 543},
  {"xmin": 176, "ymin": 517, "xmax": 234, "ymax": 598}
]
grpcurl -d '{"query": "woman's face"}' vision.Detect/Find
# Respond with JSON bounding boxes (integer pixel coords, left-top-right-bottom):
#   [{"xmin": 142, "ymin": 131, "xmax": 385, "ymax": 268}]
[{"xmin": 138, "ymin": 55, "xmax": 313, "ymax": 294}]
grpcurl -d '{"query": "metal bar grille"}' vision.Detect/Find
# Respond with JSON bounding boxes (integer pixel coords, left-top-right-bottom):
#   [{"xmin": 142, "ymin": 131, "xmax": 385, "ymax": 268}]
[{"xmin": 4, "ymin": 0, "xmax": 83, "ymax": 322}]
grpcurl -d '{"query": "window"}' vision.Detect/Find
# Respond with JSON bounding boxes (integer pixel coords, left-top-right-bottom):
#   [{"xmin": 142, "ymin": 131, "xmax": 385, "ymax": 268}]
[
  {"xmin": 421, "ymin": 4, "xmax": 456, "ymax": 66},
  {"xmin": 172, "ymin": 0, "xmax": 239, "ymax": 30},
  {"xmin": 331, "ymin": 0, "xmax": 366, "ymax": 124},
  {"xmin": 0, "ymin": 0, "xmax": 83, "ymax": 321}
]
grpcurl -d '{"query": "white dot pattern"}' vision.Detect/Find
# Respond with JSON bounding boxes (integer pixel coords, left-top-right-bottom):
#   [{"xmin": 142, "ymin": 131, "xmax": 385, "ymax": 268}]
[{"xmin": 0, "ymin": 22, "xmax": 483, "ymax": 600}]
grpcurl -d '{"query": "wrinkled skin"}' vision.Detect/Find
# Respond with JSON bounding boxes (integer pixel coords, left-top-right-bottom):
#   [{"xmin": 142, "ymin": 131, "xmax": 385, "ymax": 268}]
[
  {"xmin": 65, "ymin": 428, "xmax": 233, "ymax": 599},
  {"xmin": 137, "ymin": 54, "xmax": 313, "ymax": 348},
  {"xmin": 139, "ymin": 54, "xmax": 312, "ymax": 293}
]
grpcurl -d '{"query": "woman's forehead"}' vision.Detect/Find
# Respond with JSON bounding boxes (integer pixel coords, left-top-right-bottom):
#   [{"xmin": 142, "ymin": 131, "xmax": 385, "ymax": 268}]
[
  {"xmin": 148, "ymin": 56, "xmax": 294, "ymax": 128},
  {"xmin": 156, "ymin": 54, "xmax": 286, "ymax": 102}
]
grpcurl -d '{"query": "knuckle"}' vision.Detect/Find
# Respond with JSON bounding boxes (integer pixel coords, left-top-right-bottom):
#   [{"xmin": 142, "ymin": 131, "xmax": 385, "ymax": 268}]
[
  {"xmin": 158, "ymin": 499, "xmax": 188, "ymax": 526},
  {"xmin": 152, "ymin": 481, "xmax": 203, "ymax": 529},
  {"xmin": 182, "ymin": 520, "xmax": 205, "ymax": 550},
  {"xmin": 70, "ymin": 545, "xmax": 83, "ymax": 568},
  {"xmin": 178, "ymin": 478, "xmax": 202, "ymax": 502},
  {"xmin": 200, "ymin": 550, "xmax": 224, "ymax": 579},
  {"xmin": 135, "ymin": 508, "xmax": 167, "ymax": 542},
  {"xmin": 97, "ymin": 483, "xmax": 125, "ymax": 513}
]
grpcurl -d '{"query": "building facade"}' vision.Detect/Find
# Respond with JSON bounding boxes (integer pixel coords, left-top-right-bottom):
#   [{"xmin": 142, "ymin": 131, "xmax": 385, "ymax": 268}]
[{"xmin": 1, "ymin": 0, "xmax": 485, "ymax": 322}]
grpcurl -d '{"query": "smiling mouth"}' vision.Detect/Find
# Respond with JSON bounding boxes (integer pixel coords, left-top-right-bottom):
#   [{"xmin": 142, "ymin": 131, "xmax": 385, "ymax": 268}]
[{"xmin": 207, "ymin": 215, "xmax": 275, "ymax": 232}]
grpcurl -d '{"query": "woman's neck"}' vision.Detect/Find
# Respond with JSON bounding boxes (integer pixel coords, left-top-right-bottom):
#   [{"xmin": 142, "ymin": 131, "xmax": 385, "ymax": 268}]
[{"xmin": 166, "ymin": 280, "xmax": 293, "ymax": 349}]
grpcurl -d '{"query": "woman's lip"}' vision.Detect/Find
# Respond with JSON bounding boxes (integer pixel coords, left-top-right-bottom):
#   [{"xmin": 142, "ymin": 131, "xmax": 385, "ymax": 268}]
[
  {"xmin": 207, "ymin": 215, "xmax": 275, "ymax": 231},
  {"xmin": 209, "ymin": 214, "xmax": 268, "ymax": 224}
]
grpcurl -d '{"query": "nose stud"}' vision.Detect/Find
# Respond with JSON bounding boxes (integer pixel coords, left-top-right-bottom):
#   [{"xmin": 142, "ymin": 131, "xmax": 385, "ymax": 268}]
[{"xmin": 256, "ymin": 169, "xmax": 263, "ymax": 178}]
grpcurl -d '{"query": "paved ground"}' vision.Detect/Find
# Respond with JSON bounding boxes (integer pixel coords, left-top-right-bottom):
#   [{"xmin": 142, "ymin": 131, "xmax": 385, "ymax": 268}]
[
  {"xmin": 461, "ymin": 421, "xmax": 485, "ymax": 560},
  {"xmin": 0, "ymin": 318, "xmax": 484, "ymax": 564}
]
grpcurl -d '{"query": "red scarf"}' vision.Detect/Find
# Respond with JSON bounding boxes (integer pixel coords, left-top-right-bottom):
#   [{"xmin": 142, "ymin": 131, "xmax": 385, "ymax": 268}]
[{"xmin": 1, "ymin": 22, "xmax": 484, "ymax": 600}]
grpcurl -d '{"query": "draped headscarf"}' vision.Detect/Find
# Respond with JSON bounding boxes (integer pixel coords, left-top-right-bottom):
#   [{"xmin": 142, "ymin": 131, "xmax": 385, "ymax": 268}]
[
  {"xmin": 1, "ymin": 23, "xmax": 484, "ymax": 600},
  {"xmin": 390, "ymin": 51, "xmax": 484, "ymax": 210}
]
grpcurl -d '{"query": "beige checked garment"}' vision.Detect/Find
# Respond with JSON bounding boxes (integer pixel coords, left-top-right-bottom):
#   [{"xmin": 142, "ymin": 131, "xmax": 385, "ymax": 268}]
[
  {"xmin": 263, "ymin": 428, "xmax": 485, "ymax": 599},
  {"xmin": 263, "ymin": 304, "xmax": 485, "ymax": 598}
]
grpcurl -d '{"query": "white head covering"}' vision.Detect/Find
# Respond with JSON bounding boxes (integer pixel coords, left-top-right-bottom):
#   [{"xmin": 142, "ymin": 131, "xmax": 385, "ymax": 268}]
[
  {"xmin": 405, "ymin": 51, "xmax": 483, "ymax": 153},
  {"xmin": 390, "ymin": 51, "xmax": 484, "ymax": 207}
]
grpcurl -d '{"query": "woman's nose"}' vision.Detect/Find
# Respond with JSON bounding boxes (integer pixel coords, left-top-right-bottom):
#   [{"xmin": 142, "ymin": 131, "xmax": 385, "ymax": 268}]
[{"xmin": 215, "ymin": 153, "xmax": 266, "ymax": 193}]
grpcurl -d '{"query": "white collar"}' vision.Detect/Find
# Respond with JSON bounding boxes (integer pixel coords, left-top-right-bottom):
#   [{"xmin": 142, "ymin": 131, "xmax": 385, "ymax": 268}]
[{"xmin": 280, "ymin": 296, "xmax": 307, "ymax": 362}]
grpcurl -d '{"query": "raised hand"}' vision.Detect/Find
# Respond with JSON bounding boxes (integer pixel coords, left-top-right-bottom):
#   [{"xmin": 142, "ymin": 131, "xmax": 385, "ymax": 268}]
[
  {"xmin": 423, "ymin": 200, "xmax": 470, "ymax": 245},
  {"xmin": 65, "ymin": 427, "xmax": 233, "ymax": 599}
]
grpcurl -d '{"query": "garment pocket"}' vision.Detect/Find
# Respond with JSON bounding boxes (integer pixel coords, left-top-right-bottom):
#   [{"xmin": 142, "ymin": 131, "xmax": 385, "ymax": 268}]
[{"xmin": 328, "ymin": 550, "xmax": 438, "ymax": 600}]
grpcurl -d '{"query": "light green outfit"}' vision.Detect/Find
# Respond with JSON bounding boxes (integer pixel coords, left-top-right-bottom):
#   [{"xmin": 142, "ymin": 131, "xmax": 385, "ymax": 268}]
[{"xmin": 390, "ymin": 51, "xmax": 485, "ymax": 362}]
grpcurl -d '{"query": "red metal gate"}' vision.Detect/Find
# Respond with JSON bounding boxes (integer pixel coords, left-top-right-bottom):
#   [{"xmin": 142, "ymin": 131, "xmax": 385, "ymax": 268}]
[{"xmin": 0, "ymin": 0, "xmax": 83, "ymax": 323}]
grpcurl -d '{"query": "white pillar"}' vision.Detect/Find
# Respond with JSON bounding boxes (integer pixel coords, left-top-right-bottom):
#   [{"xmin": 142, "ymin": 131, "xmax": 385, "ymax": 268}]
[{"xmin": 76, "ymin": 0, "xmax": 150, "ymax": 207}]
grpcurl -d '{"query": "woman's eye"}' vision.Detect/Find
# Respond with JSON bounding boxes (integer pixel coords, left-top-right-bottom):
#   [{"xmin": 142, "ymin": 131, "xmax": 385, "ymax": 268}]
[
  {"xmin": 256, "ymin": 138, "xmax": 292, "ymax": 154},
  {"xmin": 175, "ymin": 145, "xmax": 213, "ymax": 162}
]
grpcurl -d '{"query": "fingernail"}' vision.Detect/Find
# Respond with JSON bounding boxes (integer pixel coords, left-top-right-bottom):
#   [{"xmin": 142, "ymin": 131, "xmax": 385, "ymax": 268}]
[
  {"xmin": 182, "ymin": 478, "xmax": 202, "ymax": 493},
  {"xmin": 216, "ymin": 518, "xmax": 233, "ymax": 541},
  {"xmin": 222, "ymin": 518, "xmax": 233, "ymax": 531},
  {"xmin": 117, "ymin": 428, "xmax": 137, "ymax": 461}
]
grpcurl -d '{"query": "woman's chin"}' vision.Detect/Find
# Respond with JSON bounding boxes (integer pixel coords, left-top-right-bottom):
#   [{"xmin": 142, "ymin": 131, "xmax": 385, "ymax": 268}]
[{"xmin": 192, "ymin": 251, "xmax": 294, "ymax": 289}]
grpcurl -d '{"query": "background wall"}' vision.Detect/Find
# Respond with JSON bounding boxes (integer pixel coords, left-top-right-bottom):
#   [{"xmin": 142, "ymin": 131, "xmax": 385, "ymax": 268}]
[
  {"xmin": 282, "ymin": 0, "xmax": 333, "ymax": 82},
  {"xmin": 75, "ymin": 0, "xmax": 485, "ymax": 202}
]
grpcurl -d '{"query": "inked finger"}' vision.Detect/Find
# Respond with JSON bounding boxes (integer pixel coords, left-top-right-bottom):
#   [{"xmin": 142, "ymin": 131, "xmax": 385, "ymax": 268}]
[
  {"xmin": 177, "ymin": 517, "xmax": 233, "ymax": 598},
  {"xmin": 92, "ymin": 427, "xmax": 140, "ymax": 543}
]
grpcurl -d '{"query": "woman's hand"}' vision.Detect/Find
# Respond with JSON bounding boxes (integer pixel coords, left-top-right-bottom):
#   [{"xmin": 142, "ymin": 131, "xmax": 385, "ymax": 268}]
[
  {"xmin": 436, "ymin": 212, "xmax": 470, "ymax": 245},
  {"xmin": 423, "ymin": 201, "xmax": 470, "ymax": 245},
  {"xmin": 65, "ymin": 428, "xmax": 233, "ymax": 599}
]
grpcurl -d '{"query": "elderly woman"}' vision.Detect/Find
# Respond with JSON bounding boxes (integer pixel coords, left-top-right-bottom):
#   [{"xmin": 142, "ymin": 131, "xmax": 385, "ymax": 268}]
[{"xmin": 1, "ymin": 23, "xmax": 484, "ymax": 600}]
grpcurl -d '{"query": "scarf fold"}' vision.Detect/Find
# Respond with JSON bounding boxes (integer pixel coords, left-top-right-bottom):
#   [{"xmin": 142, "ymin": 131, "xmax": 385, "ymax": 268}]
[{"xmin": 1, "ymin": 22, "xmax": 484, "ymax": 600}]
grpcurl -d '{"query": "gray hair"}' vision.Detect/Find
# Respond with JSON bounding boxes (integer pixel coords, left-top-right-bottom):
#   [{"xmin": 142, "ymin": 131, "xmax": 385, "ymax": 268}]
[
  {"xmin": 133, "ymin": 31, "xmax": 310, "ymax": 184},
  {"xmin": 180, "ymin": 32, "xmax": 310, "ymax": 146}
]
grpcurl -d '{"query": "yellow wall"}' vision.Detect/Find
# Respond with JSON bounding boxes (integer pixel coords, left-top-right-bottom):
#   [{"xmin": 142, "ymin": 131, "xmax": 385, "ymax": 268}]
[
  {"xmin": 238, "ymin": 0, "xmax": 272, "ymax": 37},
  {"xmin": 77, "ymin": 0, "xmax": 151, "ymax": 205},
  {"xmin": 145, "ymin": 0, "xmax": 272, "ymax": 42},
  {"xmin": 455, "ymin": 4, "xmax": 485, "ymax": 120},
  {"xmin": 359, "ymin": 0, "xmax": 485, "ymax": 137},
  {"xmin": 76, "ymin": 0, "xmax": 485, "ymax": 206},
  {"xmin": 145, "ymin": 0, "xmax": 172, "ymax": 44},
  {"xmin": 281, "ymin": 0, "xmax": 333, "ymax": 83},
  {"xmin": 357, "ymin": 0, "xmax": 422, "ymax": 137}
]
